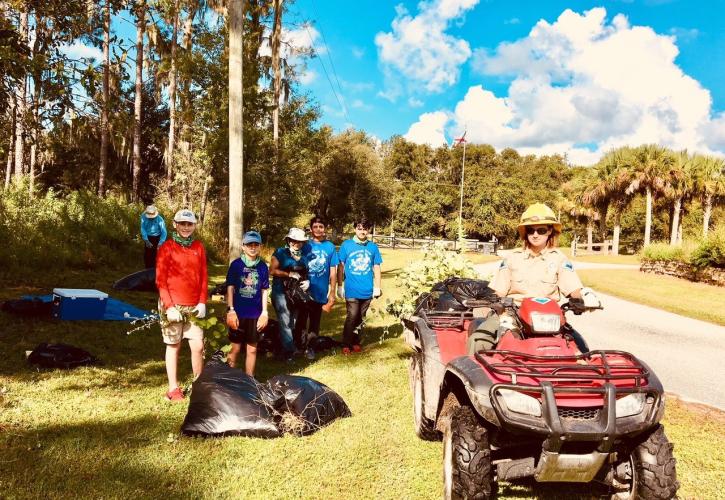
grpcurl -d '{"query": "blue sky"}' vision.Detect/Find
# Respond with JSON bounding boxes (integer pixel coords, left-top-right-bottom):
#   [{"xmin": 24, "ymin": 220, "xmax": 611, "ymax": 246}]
[{"xmin": 287, "ymin": 0, "xmax": 725, "ymax": 163}]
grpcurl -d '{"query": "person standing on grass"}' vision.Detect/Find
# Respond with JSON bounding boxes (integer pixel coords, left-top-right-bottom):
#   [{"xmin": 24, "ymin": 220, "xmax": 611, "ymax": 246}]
[
  {"xmin": 156, "ymin": 209, "xmax": 208, "ymax": 402},
  {"xmin": 270, "ymin": 227, "xmax": 311, "ymax": 362},
  {"xmin": 337, "ymin": 217, "xmax": 382, "ymax": 354},
  {"xmin": 225, "ymin": 231, "xmax": 270, "ymax": 376},
  {"xmin": 140, "ymin": 205, "xmax": 167, "ymax": 268},
  {"xmin": 295, "ymin": 216, "xmax": 339, "ymax": 360}
]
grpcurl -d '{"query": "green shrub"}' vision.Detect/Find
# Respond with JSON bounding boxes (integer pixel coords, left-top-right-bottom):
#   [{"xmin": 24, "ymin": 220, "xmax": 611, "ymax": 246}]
[
  {"xmin": 386, "ymin": 245, "xmax": 478, "ymax": 318},
  {"xmin": 689, "ymin": 227, "xmax": 725, "ymax": 269},
  {"xmin": 641, "ymin": 242, "xmax": 688, "ymax": 263}
]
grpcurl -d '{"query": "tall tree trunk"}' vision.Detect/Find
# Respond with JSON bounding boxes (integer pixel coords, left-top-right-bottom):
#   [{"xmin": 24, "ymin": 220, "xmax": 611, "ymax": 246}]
[
  {"xmin": 587, "ymin": 219, "xmax": 593, "ymax": 252},
  {"xmin": 14, "ymin": 7, "xmax": 28, "ymax": 179},
  {"xmin": 199, "ymin": 176, "xmax": 209, "ymax": 227},
  {"xmin": 271, "ymin": 0, "xmax": 282, "ymax": 156},
  {"xmin": 669, "ymin": 197, "xmax": 681, "ymax": 245},
  {"xmin": 703, "ymin": 193, "xmax": 712, "ymax": 238},
  {"xmin": 179, "ymin": 3, "xmax": 196, "ymax": 154},
  {"xmin": 612, "ymin": 211, "xmax": 621, "ymax": 256},
  {"xmin": 644, "ymin": 187, "xmax": 652, "ymax": 246},
  {"xmin": 677, "ymin": 215, "xmax": 683, "ymax": 245},
  {"xmin": 228, "ymin": 0, "xmax": 244, "ymax": 262},
  {"xmin": 132, "ymin": 0, "xmax": 145, "ymax": 202},
  {"xmin": 98, "ymin": 0, "xmax": 110, "ymax": 197},
  {"xmin": 166, "ymin": 0, "xmax": 179, "ymax": 191},
  {"xmin": 29, "ymin": 15, "xmax": 42, "ymax": 196},
  {"xmin": 5, "ymin": 95, "xmax": 15, "ymax": 188}
]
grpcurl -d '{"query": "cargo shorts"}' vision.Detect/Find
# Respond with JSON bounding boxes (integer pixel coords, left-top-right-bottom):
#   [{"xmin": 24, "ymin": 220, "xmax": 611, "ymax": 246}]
[{"xmin": 159, "ymin": 300, "xmax": 204, "ymax": 345}]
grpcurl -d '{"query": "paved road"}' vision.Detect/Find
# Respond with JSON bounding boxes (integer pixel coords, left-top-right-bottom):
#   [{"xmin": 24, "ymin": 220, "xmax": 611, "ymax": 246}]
[{"xmin": 474, "ymin": 261, "xmax": 725, "ymax": 410}]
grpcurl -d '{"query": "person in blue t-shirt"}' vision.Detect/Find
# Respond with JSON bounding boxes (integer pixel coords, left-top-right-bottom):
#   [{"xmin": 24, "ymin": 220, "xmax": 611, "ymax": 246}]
[
  {"xmin": 225, "ymin": 231, "xmax": 270, "ymax": 376},
  {"xmin": 140, "ymin": 205, "xmax": 167, "ymax": 268},
  {"xmin": 336, "ymin": 217, "xmax": 383, "ymax": 353},
  {"xmin": 270, "ymin": 227, "xmax": 311, "ymax": 361},
  {"xmin": 295, "ymin": 216, "xmax": 339, "ymax": 360}
]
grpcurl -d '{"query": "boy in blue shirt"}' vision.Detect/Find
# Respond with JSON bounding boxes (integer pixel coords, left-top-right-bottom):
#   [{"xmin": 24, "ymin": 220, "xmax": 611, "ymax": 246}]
[
  {"xmin": 140, "ymin": 205, "xmax": 167, "ymax": 268},
  {"xmin": 296, "ymin": 216, "xmax": 339, "ymax": 359},
  {"xmin": 225, "ymin": 231, "xmax": 270, "ymax": 376},
  {"xmin": 337, "ymin": 217, "xmax": 382, "ymax": 354}
]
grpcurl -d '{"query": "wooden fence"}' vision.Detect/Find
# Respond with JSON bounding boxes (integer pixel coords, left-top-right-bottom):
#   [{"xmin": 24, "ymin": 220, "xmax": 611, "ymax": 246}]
[
  {"xmin": 370, "ymin": 234, "xmax": 496, "ymax": 254},
  {"xmin": 571, "ymin": 239, "xmax": 613, "ymax": 256}
]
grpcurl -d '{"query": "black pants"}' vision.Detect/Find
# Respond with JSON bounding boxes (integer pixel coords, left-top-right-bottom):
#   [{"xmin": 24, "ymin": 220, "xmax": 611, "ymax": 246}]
[
  {"xmin": 144, "ymin": 235, "xmax": 161, "ymax": 269},
  {"xmin": 342, "ymin": 298, "xmax": 371, "ymax": 346},
  {"xmin": 293, "ymin": 301, "xmax": 323, "ymax": 348}
]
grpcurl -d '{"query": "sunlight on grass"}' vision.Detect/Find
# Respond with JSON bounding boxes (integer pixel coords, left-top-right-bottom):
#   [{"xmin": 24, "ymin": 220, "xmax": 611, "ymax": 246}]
[{"xmin": 0, "ymin": 248, "xmax": 722, "ymax": 499}]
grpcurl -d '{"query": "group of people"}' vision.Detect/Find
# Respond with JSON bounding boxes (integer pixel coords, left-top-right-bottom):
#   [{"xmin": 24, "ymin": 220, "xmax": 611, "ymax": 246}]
[
  {"xmin": 146, "ymin": 206, "xmax": 383, "ymax": 402},
  {"xmin": 147, "ymin": 201, "xmax": 597, "ymax": 403}
]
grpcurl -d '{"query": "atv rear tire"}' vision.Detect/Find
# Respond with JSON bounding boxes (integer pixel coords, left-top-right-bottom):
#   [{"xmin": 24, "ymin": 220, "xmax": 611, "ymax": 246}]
[
  {"xmin": 443, "ymin": 405, "xmax": 495, "ymax": 500},
  {"xmin": 611, "ymin": 425, "xmax": 679, "ymax": 500},
  {"xmin": 410, "ymin": 353, "xmax": 441, "ymax": 441}
]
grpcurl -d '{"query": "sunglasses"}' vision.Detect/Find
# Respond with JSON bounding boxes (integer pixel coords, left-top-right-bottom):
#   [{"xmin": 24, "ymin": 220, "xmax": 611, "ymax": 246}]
[{"xmin": 525, "ymin": 226, "xmax": 551, "ymax": 236}]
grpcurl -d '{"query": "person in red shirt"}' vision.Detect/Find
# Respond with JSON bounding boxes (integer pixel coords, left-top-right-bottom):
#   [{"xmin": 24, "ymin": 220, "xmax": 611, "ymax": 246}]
[{"xmin": 155, "ymin": 209, "xmax": 208, "ymax": 401}]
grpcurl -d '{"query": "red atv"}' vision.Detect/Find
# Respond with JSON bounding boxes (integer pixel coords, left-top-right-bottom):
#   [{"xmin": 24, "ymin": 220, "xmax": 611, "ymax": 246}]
[{"xmin": 403, "ymin": 278, "xmax": 678, "ymax": 499}]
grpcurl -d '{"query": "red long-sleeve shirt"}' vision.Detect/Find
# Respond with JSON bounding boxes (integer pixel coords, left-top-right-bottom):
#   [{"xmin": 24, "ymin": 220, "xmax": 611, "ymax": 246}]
[{"xmin": 156, "ymin": 239, "xmax": 208, "ymax": 309}]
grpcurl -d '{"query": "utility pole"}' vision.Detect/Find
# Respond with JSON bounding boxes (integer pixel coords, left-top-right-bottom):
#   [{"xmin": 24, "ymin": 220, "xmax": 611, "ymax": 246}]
[
  {"xmin": 455, "ymin": 131, "xmax": 467, "ymax": 242},
  {"xmin": 228, "ymin": 0, "xmax": 244, "ymax": 262}
]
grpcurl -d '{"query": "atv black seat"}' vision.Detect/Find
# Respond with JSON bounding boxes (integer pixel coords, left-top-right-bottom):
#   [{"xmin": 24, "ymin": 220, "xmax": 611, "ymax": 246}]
[{"xmin": 475, "ymin": 349, "xmax": 650, "ymax": 387}]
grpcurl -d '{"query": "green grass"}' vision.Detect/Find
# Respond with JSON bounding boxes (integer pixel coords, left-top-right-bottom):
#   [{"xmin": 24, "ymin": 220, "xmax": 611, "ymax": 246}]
[
  {"xmin": 579, "ymin": 268, "xmax": 725, "ymax": 326},
  {"xmin": 0, "ymin": 249, "xmax": 722, "ymax": 499}
]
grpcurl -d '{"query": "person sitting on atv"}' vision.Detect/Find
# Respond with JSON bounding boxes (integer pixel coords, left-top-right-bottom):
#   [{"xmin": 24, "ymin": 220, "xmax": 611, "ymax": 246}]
[{"xmin": 471, "ymin": 203, "xmax": 599, "ymax": 352}]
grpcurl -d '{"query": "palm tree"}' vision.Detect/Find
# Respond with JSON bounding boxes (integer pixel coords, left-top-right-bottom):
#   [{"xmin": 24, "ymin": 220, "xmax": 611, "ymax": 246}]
[
  {"xmin": 626, "ymin": 144, "xmax": 673, "ymax": 247},
  {"xmin": 690, "ymin": 154, "xmax": 724, "ymax": 238},
  {"xmin": 229, "ymin": 0, "xmax": 243, "ymax": 261},
  {"xmin": 665, "ymin": 150, "xmax": 690, "ymax": 246},
  {"xmin": 131, "ymin": 0, "xmax": 145, "ymax": 202}
]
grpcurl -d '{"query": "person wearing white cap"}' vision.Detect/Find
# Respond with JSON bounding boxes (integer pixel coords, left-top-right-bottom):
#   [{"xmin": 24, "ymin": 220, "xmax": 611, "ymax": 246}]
[
  {"xmin": 155, "ymin": 208, "xmax": 208, "ymax": 401},
  {"xmin": 140, "ymin": 204, "xmax": 167, "ymax": 268},
  {"xmin": 269, "ymin": 227, "xmax": 311, "ymax": 362}
]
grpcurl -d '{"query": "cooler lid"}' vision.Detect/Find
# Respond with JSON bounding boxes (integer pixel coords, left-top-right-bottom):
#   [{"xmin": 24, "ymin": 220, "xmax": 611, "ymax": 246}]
[{"xmin": 52, "ymin": 288, "xmax": 109, "ymax": 299}]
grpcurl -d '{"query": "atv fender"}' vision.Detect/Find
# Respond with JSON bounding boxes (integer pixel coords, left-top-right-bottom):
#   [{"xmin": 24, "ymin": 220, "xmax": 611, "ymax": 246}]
[{"xmin": 438, "ymin": 356, "xmax": 500, "ymax": 427}]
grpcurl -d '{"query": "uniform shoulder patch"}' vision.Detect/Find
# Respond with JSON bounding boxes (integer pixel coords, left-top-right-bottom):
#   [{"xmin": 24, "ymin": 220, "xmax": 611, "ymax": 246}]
[
  {"xmin": 499, "ymin": 260, "xmax": 508, "ymax": 269},
  {"xmin": 562, "ymin": 260, "xmax": 574, "ymax": 271}
]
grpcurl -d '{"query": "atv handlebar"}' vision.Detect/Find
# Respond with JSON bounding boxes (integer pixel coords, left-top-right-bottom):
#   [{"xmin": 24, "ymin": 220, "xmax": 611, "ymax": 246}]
[{"xmin": 562, "ymin": 298, "xmax": 603, "ymax": 315}]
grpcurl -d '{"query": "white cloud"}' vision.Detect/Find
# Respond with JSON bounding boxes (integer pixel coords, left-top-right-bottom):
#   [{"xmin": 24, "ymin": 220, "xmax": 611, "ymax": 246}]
[
  {"xmin": 408, "ymin": 97, "xmax": 424, "ymax": 108},
  {"xmin": 416, "ymin": 7, "xmax": 725, "ymax": 164},
  {"xmin": 60, "ymin": 42, "xmax": 103, "ymax": 62},
  {"xmin": 504, "ymin": 17, "xmax": 520, "ymax": 25},
  {"xmin": 375, "ymin": 0, "xmax": 479, "ymax": 95},
  {"xmin": 351, "ymin": 99, "xmax": 372, "ymax": 111},
  {"xmin": 352, "ymin": 46, "xmax": 365, "ymax": 59},
  {"xmin": 298, "ymin": 70, "xmax": 317, "ymax": 85},
  {"xmin": 259, "ymin": 25, "xmax": 319, "ymax": 88},
  {"xmin": 404, "ymin": 110, "xmax": 450, "ymax": 146}
]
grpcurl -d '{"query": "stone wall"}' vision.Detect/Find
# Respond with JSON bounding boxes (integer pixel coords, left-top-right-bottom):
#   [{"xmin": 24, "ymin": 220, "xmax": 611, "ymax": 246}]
[{"xmin": 640, "ymin": 260, "xmax": 725, "ymax": 286}]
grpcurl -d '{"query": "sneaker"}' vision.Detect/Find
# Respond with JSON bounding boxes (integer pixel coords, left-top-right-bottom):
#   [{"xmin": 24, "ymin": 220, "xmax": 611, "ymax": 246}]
[
  {"xmin": 165, "ymin": 387, "xmax": 185, "ymax": 402},
  {"xmin": 305, "ymin": 348, "xmax": 316, "ymax": 360},
  {"xmin": 342, "ymin": 346, "xmax": 352, "ymax": 355},
  {"xmin": 352, "ymin": 344, "xmax": 362, "ymax": 353}
]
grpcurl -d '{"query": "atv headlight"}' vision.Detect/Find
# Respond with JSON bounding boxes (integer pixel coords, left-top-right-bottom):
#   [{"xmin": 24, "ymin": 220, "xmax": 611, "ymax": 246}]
[
  {"xmin": 499, "ymin": 389, "xmax": 542, "ymax": 417},
  {"xmin": 530, "ymin": 313, "xmax": 561, "ymax": 333},
  {"xmin": 616, "ymin": 393, "xmax": 645, "ymax": 417}
]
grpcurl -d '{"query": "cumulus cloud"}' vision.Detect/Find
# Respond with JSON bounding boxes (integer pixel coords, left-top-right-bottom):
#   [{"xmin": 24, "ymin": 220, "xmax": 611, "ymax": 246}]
[
  {"xmin": 375, "ymin": 0, "xmax": 479, "ymax": 95},
  {"xmin": 405, "ymin": 110, "xmax": 450, "ymax": 146},
  {"xmin": 60, "ymin": 42, "xmax": 103, "ymax": 61},
  {"xmin": 405, "ymin": 7, "xmax": 725, "ymax": 163}
]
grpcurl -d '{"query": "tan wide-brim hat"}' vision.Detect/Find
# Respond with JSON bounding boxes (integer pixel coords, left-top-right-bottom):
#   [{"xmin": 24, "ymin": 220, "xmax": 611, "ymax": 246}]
[
  {"xmin": 145, "ymin": 205, "xmax": 158, "ymax": 218},
  {"xmin": 285, "ymin": 227, "xmax": 307, "ymax": 242}
]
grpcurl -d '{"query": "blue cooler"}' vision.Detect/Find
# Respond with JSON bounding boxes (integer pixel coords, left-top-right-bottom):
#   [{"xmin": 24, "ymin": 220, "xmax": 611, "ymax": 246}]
[{"xmin": 52, "ymin": 288, "xmax": 109, "ymax": 320}]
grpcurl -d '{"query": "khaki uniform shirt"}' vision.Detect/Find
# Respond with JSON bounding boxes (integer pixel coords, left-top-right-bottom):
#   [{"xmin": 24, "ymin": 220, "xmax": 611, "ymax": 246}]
[{"xmin": 489, "ymin": 247, "xmax": 583, "ymax": 304}]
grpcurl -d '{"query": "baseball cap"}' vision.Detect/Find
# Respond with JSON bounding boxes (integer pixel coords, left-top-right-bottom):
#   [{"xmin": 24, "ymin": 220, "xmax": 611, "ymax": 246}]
[
  {"xmin": 242, "ymin": 231, "xmax": 262, "ymax": 245},
  {"xmin": 174, "ymin": 209, "xmax": 197, "ymax": 223},
  {"xmin": 144, "ymin": 205, "xmax": 158, "ymax": 218}
]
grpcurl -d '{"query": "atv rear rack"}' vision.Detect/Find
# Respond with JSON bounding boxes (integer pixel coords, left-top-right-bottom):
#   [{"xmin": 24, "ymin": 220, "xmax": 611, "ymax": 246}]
[
  {"xmin": 475, "ymin": 349, "xmax": 649, "ymax": 387},
  {"xmin": 418, "ymin": 309, "xmax": 473, "ymax": 329}
]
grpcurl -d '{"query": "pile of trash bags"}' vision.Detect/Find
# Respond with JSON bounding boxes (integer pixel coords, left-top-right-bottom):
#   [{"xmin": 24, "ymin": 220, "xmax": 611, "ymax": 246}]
[
  {"xmin": 181, "ymin": 353, "xmax": 351, "ymax": 438},
  {"xmin": 112, "ymin": 268, "xmax": 156, "ymax": 292},
  {"xmin": 417, "ymin": 277, "xmax": 499, "ymax": 312},
  {"xmin": 27, "ymin": 343, "xmax": 98, "ymax": 369}
]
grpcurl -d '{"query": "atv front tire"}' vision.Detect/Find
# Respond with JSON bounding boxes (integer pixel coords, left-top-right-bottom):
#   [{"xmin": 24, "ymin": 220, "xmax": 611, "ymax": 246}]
[
  {"xmin": 410, "ymin": 353, "xmax": 441, "ymax": 441},
  {"xmin": 611, "ymin": 425, "xmax": 679, "ymax": 500},
  {"xmin": 443, "ymin": 405, "xmax": 495, "ymax": 500}
]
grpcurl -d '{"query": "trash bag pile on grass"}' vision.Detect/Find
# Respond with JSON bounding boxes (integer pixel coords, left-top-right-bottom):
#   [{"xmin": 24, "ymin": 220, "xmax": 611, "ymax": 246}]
[
  {"xmin": 112, "ymin": 268, "xmax": 156, "ymax": 292},
  {"xmin": 181, "ymin": 354, "xmax": 350, "ymax": 438},
  {"xmin": 1, "ymin": 298, "xmax": 52, "ymax": 318},
  {"xmin": 27, "ymin": 343, "xmax": 98, "ymax": 369}
]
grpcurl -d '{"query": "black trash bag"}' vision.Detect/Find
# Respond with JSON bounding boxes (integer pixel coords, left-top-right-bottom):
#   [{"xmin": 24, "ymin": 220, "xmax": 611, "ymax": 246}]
[
  {"xmin": 307, "ymin": 335, "xmax": 341, "ymax": 353},
  {"xmin": 181, "ymin": 354, "xmax": 281, "ymax": 438},
  {"xmin": 267, "ymin": 375, "xmax": 351, "ymax": 436},
  {"xmin": 433, "ymin": 277, "xmax": 498, "ymax": 307},
  {"xmin": 211, "ymin": 282, "xmax": 227, "ymax": 297},
  {"xmin": 112, "ymin": 268, "xmax": 156, "ymax": 291},
  {"xmin": 1, "ymin": 298, "xmax": 52, "ymax": 318},
  {"xmin": 283, "ymin": 265, "xmax": 313, "ymax": 309},
  {"xmin": 256, "ymin": 318, "xmax": 282, "ymax": 355},
  {"xmin": 27, "ymin": 343, "xmax": 98, "ymax": 369}
]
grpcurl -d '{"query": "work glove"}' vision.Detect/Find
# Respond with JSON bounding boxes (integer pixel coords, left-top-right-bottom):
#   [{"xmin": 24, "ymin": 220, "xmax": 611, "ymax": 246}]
[
  {"xmin": 581, "ymin": 287, "xmax": 601, "ymax": 309},
  {"xmin": 299, "ymin": 280, "xmax": 310, "ymax": 292},
  {"xmin": 166, "ymin": 306, "xmax": 183, "ymax": 323},
  {"xmin": 373, "ymin": 287, "xmax": 382, "ymax": 298},
  {"xmin": 192, "ymin": 303, "xmax": 206, "ymax": 319},
  {"xmin": 288, "ymin": 271, "xmax": 301, "ymax": 280},
  {"xmin": 144, "ymin": 240, "xmax": 153, "ymax": 248},
  {"xmin": 337, "ymin": 285, "xmax": 345, "ymax": 300},
  {"xmin": 226, "ymin": 310, "xmax": 239, "ymax": 329}
]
